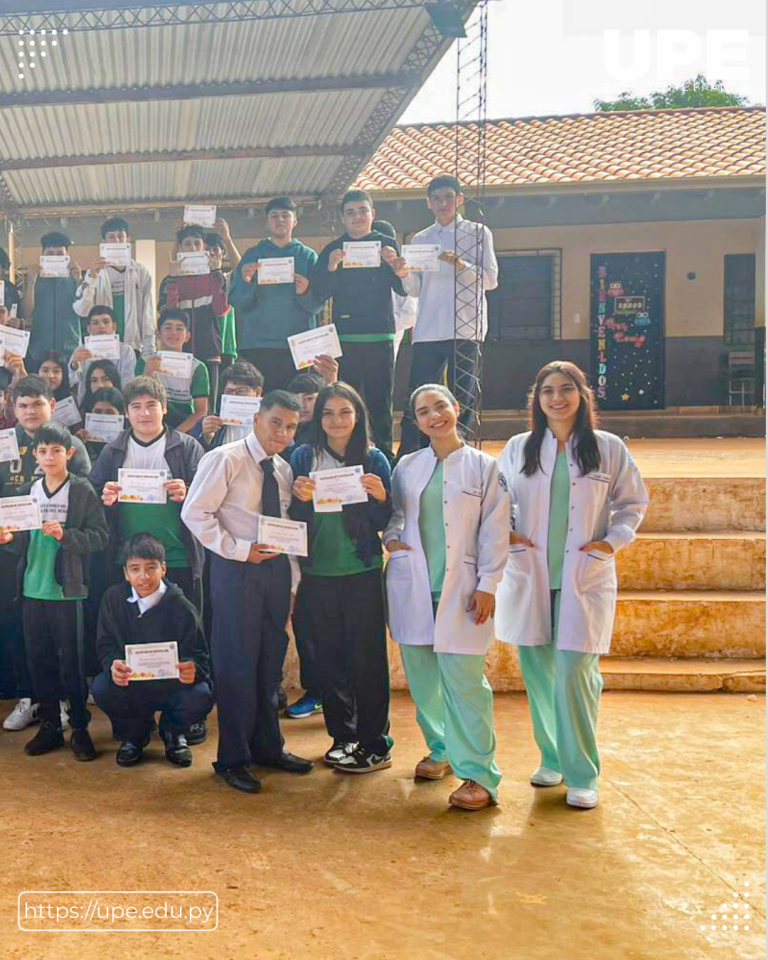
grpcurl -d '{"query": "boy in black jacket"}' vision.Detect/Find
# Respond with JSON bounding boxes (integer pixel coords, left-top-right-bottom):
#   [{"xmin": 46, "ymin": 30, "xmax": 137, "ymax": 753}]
[
  {"xmin": 312, "ymin": 190, "xmax": 408, "ymax": 457},
  {"xmin": 0, "ymin": 422, "xmax": 108, "ymax": 761},
  {"xmin": 92, "ymin": 534, "xmax": 213, "ymax": 768}
]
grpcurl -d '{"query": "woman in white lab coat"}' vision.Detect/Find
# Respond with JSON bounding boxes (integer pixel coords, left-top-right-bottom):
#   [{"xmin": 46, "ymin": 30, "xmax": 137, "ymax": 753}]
[
  {"xmin": 385, "ymin": 384, "xmax": 508, "ymax": 811},
  {"xmin": 497, "ymin": 361, "xmax": 648, "ymax": 809}
]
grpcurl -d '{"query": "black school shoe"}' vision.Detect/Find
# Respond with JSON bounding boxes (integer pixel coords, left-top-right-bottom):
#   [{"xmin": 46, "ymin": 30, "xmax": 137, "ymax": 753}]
[
  {"xmin": 256, "ymin": 751, "xmax": 314, "ymax": 774},
  {"xmin": 185, "ymin": 720, "xmax": 207, "ymax": 745},
  {"xmin": 24, "ymin": 719, "xmax": 65, "ymax": 756},
  {"xmin": 216, "ymin": 764, "xmax": 262, "ymax": 793},
  {"xmin": 70, "ymin": 729, "xmax": 96, "ymax": 762},
  {"xmin": 116, "ymin": 734, "xmax": 151, "ymax": 767},
  {"xmin": 162, "ymin": 731, "xmax": 193, "ymax": 767}
]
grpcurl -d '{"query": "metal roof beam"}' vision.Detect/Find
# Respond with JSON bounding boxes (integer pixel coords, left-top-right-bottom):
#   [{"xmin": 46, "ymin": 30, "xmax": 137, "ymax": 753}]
[
  {"xmin": 0, "ymin": 73, "xmax": 422, "ymax": 109},
  {"xmin": 0, "ymin": 0, "xmax": 430, "ymax": 36},
  {"xmin": 1, "ymin": 145, "xmax": 363, "ymax": 171}
]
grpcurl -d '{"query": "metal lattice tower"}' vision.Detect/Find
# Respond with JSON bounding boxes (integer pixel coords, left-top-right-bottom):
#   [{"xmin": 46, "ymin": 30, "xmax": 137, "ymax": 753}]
[{"xmin": 453, "ymin": 0, "xmax": 488, "ymax": 447}]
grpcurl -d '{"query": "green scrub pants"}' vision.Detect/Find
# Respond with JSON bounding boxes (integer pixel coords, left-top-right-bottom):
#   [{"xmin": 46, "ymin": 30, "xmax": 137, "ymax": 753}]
[
  {"xmin": 400, "ymin": 644, "xmax": 502, "ymax": 800},
  {"xmin": 516, "ymin": 591, "xmax": 604, "ymax": 791}
]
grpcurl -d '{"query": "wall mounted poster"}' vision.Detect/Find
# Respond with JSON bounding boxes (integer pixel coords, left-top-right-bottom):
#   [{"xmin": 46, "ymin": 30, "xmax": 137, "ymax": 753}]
[{"xmin": 590, "ymin": 252, "xmax": 665, "ymax": 410}]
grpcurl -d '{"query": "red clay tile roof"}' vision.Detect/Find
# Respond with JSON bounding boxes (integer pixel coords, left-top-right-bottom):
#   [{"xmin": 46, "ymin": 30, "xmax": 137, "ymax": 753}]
[{"xmin": 355, "ymin": 107, "xmax": 766, "ymax": 193}]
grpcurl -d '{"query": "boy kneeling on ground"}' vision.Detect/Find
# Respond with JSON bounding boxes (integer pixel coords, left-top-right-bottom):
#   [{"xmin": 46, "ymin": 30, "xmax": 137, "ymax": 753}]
[{"xmin": 92, "ymin": 533, "xmax": 213, "ymax": 768}]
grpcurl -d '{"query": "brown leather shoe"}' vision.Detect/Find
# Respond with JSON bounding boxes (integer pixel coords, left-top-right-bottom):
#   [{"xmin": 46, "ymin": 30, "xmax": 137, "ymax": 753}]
[
  {"xmin": 415, "ymin": 756, "xmax": 453, "ymax": 780},
  {"xmin": 448, "ymin": 779, "xmax": 492, "ymax": 811}
]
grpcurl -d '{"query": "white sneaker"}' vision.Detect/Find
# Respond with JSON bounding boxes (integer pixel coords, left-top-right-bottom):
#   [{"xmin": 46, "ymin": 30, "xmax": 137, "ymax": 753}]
[
  {"xmin": 530, "ymin": 766, "xmax": 563, "ymax": 787},
  {"xmin": 566, "ymin": 787, "xmax": 598, "ymax": 809},
  {"xmin": 3, "ymin": 698, "xmax": 40, "ymax": 731},
  {"xmin": 60, "ymin": 701, "xmax": 70, "ymax": 731}
]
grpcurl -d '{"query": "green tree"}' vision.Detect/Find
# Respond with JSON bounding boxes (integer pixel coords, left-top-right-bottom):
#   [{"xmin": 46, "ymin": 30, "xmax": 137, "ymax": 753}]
[{"xmin": 595, "ymin": 75, "xmax": 750, "ymax": 111}]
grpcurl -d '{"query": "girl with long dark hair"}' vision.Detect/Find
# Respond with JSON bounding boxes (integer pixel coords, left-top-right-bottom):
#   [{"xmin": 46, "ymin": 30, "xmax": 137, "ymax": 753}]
[
  {"xmin": 497, "ymin": 361, "xmax": 648, "ymax": 809},
  {"xmin": 80, "ymin": 359, "xmax": 122, "ymax": 414},
  {"xmin": 36, "ymin": 351, "xmax": 71, "ymax": 402},
  {"xmin": 289, "ymin": 382, "xmax": 393, "ymax": 773}
]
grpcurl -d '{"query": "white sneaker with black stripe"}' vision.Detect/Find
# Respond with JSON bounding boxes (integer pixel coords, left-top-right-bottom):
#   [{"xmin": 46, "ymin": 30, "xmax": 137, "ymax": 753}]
[
  {"xmin": 324, "ymin": 741, "xmax": 358, "ymax": 766},
  {"xmin": 334, "ymin": 746, "xmax": 392, "ymax": 774}
]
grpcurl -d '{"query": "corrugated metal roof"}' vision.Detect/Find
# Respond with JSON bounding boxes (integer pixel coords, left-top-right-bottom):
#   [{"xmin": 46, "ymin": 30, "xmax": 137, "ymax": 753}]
[{"xmin": 0, "ymin": 3, "xmax": 466, "ymax": 214}]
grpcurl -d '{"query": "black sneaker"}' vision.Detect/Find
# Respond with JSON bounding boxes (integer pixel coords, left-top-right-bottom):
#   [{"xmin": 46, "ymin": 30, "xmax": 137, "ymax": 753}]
[
  {"xmin": 24, "ymin": 719, "xmax": 64, "ymax": 756},
  {"xmin": 323, "ymin": 741, "xmax": 358, "ymax": 766},
  {"xmin": 70, "ymin": 729, "xmax": 96, "ymax": 762},
  {"xmin": 334, "ymin": 746, "xmax": 392, "ymax": 774},
  {"xmin": 186, "ymin": 720, "xmax": 207, "ymax": 745}
]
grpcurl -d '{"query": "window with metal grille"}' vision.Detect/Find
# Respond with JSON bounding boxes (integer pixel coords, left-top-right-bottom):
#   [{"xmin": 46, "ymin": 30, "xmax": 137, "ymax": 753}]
[
  {"xmin": 487, "ymin": 250, "xmax": 562, "ymax": 341},
  {"xmin": 724, "ymin": 254, "xmax": 756, "ymax": 347}
]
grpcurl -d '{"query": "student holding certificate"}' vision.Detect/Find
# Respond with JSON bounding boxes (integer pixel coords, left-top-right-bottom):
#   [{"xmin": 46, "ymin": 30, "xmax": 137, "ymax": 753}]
[
  {"xmin": 312, "ymin": 191, "xmax": 408, "ymax": 458},
  {"xmin": 384, "ymin": 384, "xmax": 508, "ymax": 811},
  {"xmin": 135, "ymin": 308, "xmax": 209, "ymax": 435},
  {"xmin": 73, "ymin": 218, "xmax": 156, "ymax": 359},
  {"xmin": 182, "ymin": 391, "xmax": 313, "ymax": 793},
  {"xmin": 78, "ymin": 359, "xmax": 122, "ymax": 419},
  {"xmin": 0, "ymin": 422, "xmax": 108, "ymax": 761},
  {"xmin": 289, "ymin": 383, "xmax": 393, "ymax": 772},
  {"xmin": 0, "ymin": 376, "xmax": 92, "ymax": 735},
  {"xmin": 92, "ymin": 534, "xmax": 213, "ymax": 768},
  {"xmin": 34, "ymin": 351, "xmax": 73, "ymax": 402},
  {"xmin": 193, "ymin": 360, "xmax": 263, "ymax": 452},
  {"xmin": 20, "ymin": 231, "xmax": 83, "ymax": 364},
  {"xmin": 69, "ymin": 305, "xmax": 136, "ymax": 405},
  {"xmin": 230, "ymin": 197, "xmax": 322, "ymax": 390}
]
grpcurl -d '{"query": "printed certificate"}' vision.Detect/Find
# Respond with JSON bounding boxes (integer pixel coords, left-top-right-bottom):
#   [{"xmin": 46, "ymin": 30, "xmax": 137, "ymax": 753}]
[
  {"xmin": 0, "ymin": 280, "xmax": 4, "ymax": 306},
  {"xmin": 287, "ymin": 324, "xmax": 343, "ymax": 370},
  {"xmin": 257, "ymin": 516, "xmax": 308, "ymax": 557},
  {"xmin": 0, "ymin": 495, "xmax": 42, "ymax": 532},
  {"xmin": 183, "ymin": 204, "xmax": 217, "ymax": 228},
  {"xmin": 84, "ymin": 413, "xmax": 125, "ymax": 443},
  {"xmin": 258, "ymin": 257, "xmax": 295, "ymax": 285},
  {"xmin": 219, "ymin": 394, "xmax": 261, "ymax": 426},
  {"xmin": 125, "ymin": 641, "xmax": 180, "ymax": 681},
  {"xmin": 0, "ymin": 323, "xmax": 30, "ymax": 359},
  {"xmin": 84, "ymin": 333, "xmax": 121, "ymax": 360},
  {"xmin": 310, "ymin": 465, "xmax": 367, "ymax": 513},
  {"xmin": 0, "ymin": 427, "xmax": 20, "ymax": 463},
  {"xmin": 99, "ymin": 243, "xmax": 132, "ymax": 267},
  {"xmin": 39, "ymin": 255, "xmax": 70, "ymax": 278},
  {"xmin": 343, "ymin": 241, "xmax": 381, "ymax": 268},
  {"xmin": 402, "ymin": 243, "xmax": 441, "ymax": 272},
  {"xmin": 157, "ymin": 351, "xmax": 194, "ymax": 381},
  {"xmin": 50, "ymin": 395, "xmax": 82, "ymax": 427},
  {"xmin": 118, "ymin": 468, "xmax": 168, "ymax": 504},
  {"xmin": 177, "ymin": 252, "xmax": 211, "ymax": 276}
]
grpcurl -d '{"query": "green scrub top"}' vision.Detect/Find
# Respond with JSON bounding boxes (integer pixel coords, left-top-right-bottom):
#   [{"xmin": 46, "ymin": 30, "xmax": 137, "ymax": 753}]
[
  {"xmin": 547, "ymin": 450, "xmax": 570, "ymax": 590},
  {"xmin": 418, "ymin": 460, "xmax": 446, "ymax": 601},
  {"xmin": 307, "ymin": 512, "xmax": 382, "ymax": 578}
]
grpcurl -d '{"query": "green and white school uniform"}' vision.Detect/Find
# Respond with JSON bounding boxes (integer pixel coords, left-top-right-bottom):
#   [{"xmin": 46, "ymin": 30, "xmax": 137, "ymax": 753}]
[{"xmin": 136, "ymin": 355, "xmax": 209, "ymax": 430}]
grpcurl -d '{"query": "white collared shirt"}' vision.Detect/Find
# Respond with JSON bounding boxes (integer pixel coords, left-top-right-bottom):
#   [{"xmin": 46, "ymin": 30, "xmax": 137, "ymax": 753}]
[
  {"xmin": 402, "ymin": 215, "xmax": 498, "ymax": 343},
  {"xmin": 181, "ymin": 431, "xmax": 299, "ymax": 590},
  {"xmin": 127, "ymin": 579, "xmax": 167, "ymax": 617}
]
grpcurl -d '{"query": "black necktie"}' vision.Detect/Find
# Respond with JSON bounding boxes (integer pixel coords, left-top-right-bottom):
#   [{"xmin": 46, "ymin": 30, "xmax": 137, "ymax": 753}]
[{"xmin": 260, "ymin": 457, "xmax": 281, "ymax": 518}]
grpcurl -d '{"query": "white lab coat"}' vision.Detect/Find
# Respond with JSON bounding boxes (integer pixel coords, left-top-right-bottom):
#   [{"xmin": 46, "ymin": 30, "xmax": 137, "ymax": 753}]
[
  {"xmin": 496, "ymin": 429, "xmax": 648, "ymax": 654},
  {"xmin": 384, "ymin": 443, "xmax": 509, "ymax": 655}
]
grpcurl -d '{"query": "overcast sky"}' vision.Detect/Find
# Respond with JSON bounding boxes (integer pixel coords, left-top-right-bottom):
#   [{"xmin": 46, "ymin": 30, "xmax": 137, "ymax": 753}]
[{"xmin": 402, "ymin": 0, "xmax": 766, "ymax": 123}]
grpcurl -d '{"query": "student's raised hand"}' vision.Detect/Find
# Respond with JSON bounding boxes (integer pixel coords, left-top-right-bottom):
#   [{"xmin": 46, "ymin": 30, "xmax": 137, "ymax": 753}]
[
  {"xmin": 580, "ymin": 540, "xmax": 614, "ymax": 556},
  {"xmin": 89, "ymin": 257, "xmax": 109, "ymax": 276},
  {"xmin": 167, "ymin": 253, "xmax": 179, "ymax": 278},
  {"xmin": 201, "ymin": 414, "xmax": 223, "ymax": 443},
  {"xmin": 178, "ymin": 660, "xmax": 196, "ymax": 685},
  {"xmin": 111, "ymin": 658, "xmax": 132, "ymax": 687},
  {"xmin": 0, "ymin": 529, "xmax": 13, "ymax": 545},
  {"xmin": 247, "ymin": 543, "xmax": 280, "ymax": 563},
  {"xmin": 4, "ymin": 351, "xmax": 27, "ymax": 381},
  {"xmin": 312, "ymin": 354, "xmax": 339, "ymax": 384},
  {"xmin": 439, "ymin": 250, "xmax": 468, "ymax": 272},
  {"xmin": 102, "ymin": 481, "xmax": 121, "ymax": 507},
  {"xmin": 143, "ymin": 354, "xmax": 163, "ymax": 377},
  {"xmin": 361, "ymin": 473, "xmax": 386, "ymax": 502},
  {"xmin": 385, "ymin": 539, "xmax": 412, "ymax": 553},
  {"xmin": 165, "ymin": 478, "xmax": 187, "ymax": 503},
  {"xmin": 389, "ymin": 256, "xmax": 409, "ymax": 278},
  {"xmin": 70, "ymin": 260, "xmax": 83, "ymax": 282},
  {"xmin": 328, "ymin": 249, "xmax": 345, "ymax": 272},
  {"xmin": 294, "ymin": 273, "xmax": 310, "ymax": 296},
  {"xmin": 42, "ymin": 521, "xmax": 64, "ymax": 542},
  {"xmin": 467, "ymin": 589, "xmax": 495, "ymax": 625},
  {"xmin": 70, "ymin": 346, "xmax": 93, "ymax": 370},
  {"xmin": 214, "ymin": 218, "xmax": 231, "ymax": 239},
  {"xmin": 292, "ymin": 476, "xmax": 315, "ymax": 502},
  {"xmin": 510, "ymin": 531, "xmax": 535, "ymax": 548},
  {"xmin": 241, "ymin": 262, "xmax": 259, "ymax": 284},
  {"xmin": 208, "ymin": 249, "xmax": 223, "ymax": 271}
]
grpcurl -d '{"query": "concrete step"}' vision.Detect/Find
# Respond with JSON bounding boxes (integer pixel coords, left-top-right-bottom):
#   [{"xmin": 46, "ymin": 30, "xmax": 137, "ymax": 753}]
[
  {"xmin": 618, "ymin": 531, "xmax": 766, "ymax": 591},
  {"xmin": 613, "ymin": 591, "xmax": 766, "ymax": 658},
  {"xmin": 642, "ymin": 477, "xmax": 765, "ymax": 532},
  {"xmin": 598, "ymin": 657, "xmax": 766, "ymax": 692}
]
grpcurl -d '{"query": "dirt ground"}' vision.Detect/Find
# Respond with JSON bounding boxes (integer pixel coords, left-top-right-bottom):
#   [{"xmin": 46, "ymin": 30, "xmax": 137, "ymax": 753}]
[{"xmin": 0, "ymin": 690, "xmax": 763, "ymax": 960}]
